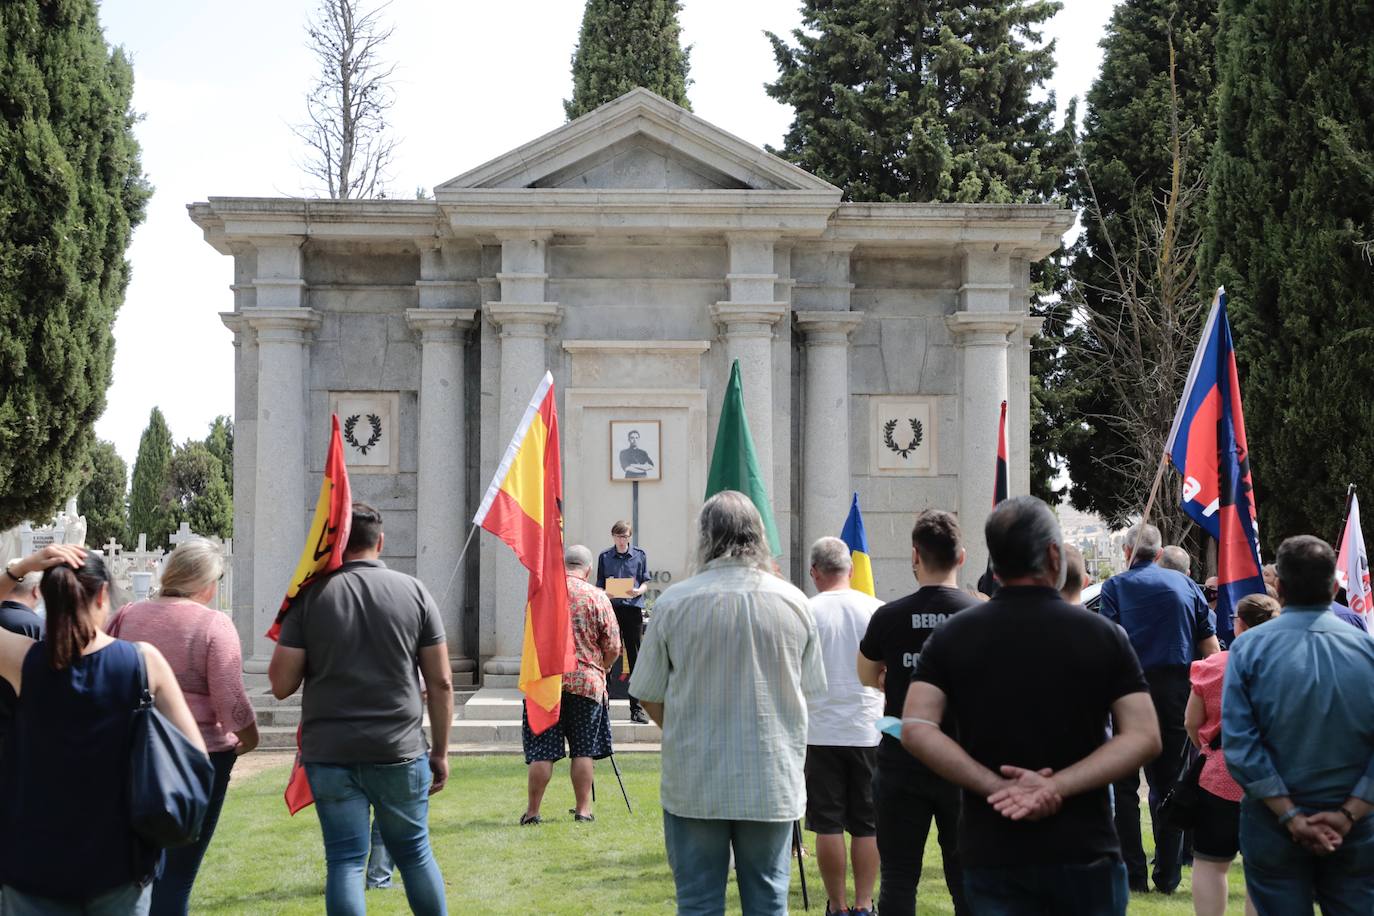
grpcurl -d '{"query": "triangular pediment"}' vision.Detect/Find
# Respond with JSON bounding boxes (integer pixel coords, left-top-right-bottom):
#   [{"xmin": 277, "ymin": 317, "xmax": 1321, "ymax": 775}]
[{"xmin": 436, "ymin": 88, "xmax": 838, "ymax": 194}]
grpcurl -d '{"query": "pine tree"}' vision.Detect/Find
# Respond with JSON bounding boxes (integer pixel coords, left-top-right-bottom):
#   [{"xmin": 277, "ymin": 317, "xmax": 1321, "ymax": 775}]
[
  {"xmin": 1204, "ymin": 0, "xmax": 1374, "ymax": 551},
  {"xmin": 78, "ymin": 440, "xmax": 127, "ymax": 548},
  {"xmin": 128, "ymin": 408, "xmax": 174, "ymax": 548},
  {"xmin": 766, "ymin": 0, "xmax": 1074, "ymax": 204},
  {"xmin": 165, "ymin": 441, "xmax": 232, "ymax": 540},
  {"xmin": 0, "ymin": 0, "xmax": 149, "ymax": 529},
  {"xmin": 1055, "ymin": 0, "xmax": 1219, "ymax": 538},
  {"xmin": 768, "ymin": 0, "xmax": 1075, "ymax": 497},
  {"xmin": 564, "ymin": 0, "xmax": 691, "ymax": 119}
]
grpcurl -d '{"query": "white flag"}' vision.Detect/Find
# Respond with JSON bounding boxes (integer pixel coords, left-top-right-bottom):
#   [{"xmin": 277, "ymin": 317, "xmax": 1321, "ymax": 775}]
[{"xmin": 1336, "ymin": 492, "xmax": 1372, "ymax": 617}]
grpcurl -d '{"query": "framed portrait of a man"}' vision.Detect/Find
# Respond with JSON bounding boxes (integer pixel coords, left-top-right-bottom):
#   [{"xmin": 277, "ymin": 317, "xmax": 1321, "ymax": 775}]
[{"xmin": 610, "ymin": 420, "xmax": 661, "ymax": 481}]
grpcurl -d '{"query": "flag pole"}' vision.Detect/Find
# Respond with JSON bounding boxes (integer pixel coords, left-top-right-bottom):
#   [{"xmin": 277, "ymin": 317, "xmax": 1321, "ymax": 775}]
[
  {"xmin": 1337, "ymin": 483, "xmax": 1357, "ymax": 548},
  {"xmin": 1138, "ymin": 451, "xmax": 1171, "ymax": 532},
  {"xmin": 436, "ymin": 523, "xmax": 480, "ymax": 612}
]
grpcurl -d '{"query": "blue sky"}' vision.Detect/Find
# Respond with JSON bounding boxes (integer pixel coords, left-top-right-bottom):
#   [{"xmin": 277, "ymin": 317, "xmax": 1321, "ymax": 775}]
[{"xmin": 94, "ymin": 0, "xmax": 1114, "ymax": 466}]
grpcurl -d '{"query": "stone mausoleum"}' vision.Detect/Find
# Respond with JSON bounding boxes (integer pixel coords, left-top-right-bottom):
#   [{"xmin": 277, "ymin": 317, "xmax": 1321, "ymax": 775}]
[{"xmin": 191, "ymin": 89, "xmax": 1072, "ymax": 684}]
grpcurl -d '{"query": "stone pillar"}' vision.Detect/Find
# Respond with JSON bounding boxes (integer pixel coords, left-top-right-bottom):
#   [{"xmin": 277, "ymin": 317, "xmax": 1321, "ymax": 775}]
[
  {"xmin": 945, "ymin": 312, "xmax": 1022, "ymax": 584},
  {"xmin": 713, "ymin": 232, "xmax": 787, "ymax": 517},
  {"xmin": 243, "ymin": 308, "xmax": 320, "ymax": 667},
  {"xmin": 1011, "ymin": 316, "xmax": 1043, "ymax": 501},
  {"xmin": 406, "ymin": 308, "xmax": 477, "ymax": 682},
  {"xmin": 796, "ymin": 311, "xmax": 864, "ymax": 585},
  {"xmin": 482, "ymin": 232, "xmax": 560, "ymax": 683},
  {"xmin": 219, "ymin": 311, "xmax": 256, "ymax": 658},
  {"xmin": 712, "ymin": 304, "xmax": 787, "ymax": 503}
]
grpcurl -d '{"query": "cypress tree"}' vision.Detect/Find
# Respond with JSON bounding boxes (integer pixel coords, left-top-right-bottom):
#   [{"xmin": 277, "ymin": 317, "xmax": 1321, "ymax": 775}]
[
  {"xmin": 564, "ymin": 0, "xmax": 691, "ymax": 120},
  {"xmin": 205, "ymin": 415, "xmax": 234, "ymax": 497},
  {"xmin": 77, "ymin": 440, "xmax": 127, "ymax": 549},
  {"xmin": 0, "ymin": 0, "xmax": 149, "ymax": 529},
  {"xmin": 1204, "ymin": 0, "xmax": 1374, "ymax": 550},
  {"xmin": 766, "ymin": 0, "xmax": 1074, "ymax": 204},
  {"xmin": 128, "ymin": 408, "xmax": 174, "ymax": 548},
  {"xmin": 1057, "ymin": 0, "xmax": 1219, "ymax": 535}
]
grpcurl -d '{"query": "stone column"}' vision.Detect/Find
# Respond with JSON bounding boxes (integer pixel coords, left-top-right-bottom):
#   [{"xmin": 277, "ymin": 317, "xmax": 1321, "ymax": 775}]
[
  {"xmin": 945, "ymin": 312, "xmax": 1022, "ymax": 583},
  {"xmin": 406, "ymin": 308, "xmax": 477, "ymax": 682},
  {"xmin": 712, "ymin": 233, "xmax": 787, "ymax": 505},
  {"xmin": 219, "ymin": 312, "xmax": 257, "ymax": 658},
  {"xmin": 1011, "ymin": 316, "xmax": 1043, "ymax": 502},
  {"xmin": 243, "ymin": 308, "xmax": 320, "ymax": 667},
  {"xmin": 711, "ymin": 304, "xmax": 787, "ymax": 502},
  {"xmin": 795, "ymin": 311, "xmax": 864, "ymax": 580},
  {"xmin": 483, "ymin": 301, "xmax": 560, "ymax": 682}
]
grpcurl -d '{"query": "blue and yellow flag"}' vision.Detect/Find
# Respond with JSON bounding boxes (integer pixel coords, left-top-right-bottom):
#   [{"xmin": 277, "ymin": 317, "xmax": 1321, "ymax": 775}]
[{"xmin": 840, "ymin": 493, "xmax": 875, "ymax": 597}]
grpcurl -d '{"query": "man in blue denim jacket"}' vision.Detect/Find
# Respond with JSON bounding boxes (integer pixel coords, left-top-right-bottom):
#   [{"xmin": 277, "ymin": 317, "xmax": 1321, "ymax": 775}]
[{"xmin": 1223, "ymin": 535, "xmax": 1374, "ymax": 913}]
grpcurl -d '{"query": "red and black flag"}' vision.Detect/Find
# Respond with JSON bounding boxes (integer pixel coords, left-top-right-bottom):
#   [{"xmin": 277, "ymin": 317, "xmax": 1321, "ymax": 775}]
[
  {"xmin": 993, "ymin": 400, "xmax": 1009, "ymax": 507},
  {"xmin": 978, "ymin": 401, "xmax": 1010, "ymax": 595}
]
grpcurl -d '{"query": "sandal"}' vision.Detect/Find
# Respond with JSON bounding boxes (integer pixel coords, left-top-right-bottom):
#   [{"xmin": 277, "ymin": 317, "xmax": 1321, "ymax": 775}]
[{"xmin": 519, "ymin": 813, "xmax": 542, "ymax": 826}]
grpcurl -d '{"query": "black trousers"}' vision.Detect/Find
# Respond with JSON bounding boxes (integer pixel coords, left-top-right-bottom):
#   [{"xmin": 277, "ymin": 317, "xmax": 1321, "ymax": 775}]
[
  {"xmin": 613, "ymin": 602, "xmax": 644, "ymax": 714},
  {"xmin": 1112, "ymin": 665, "xmax": 1190, "ymax": 893},
  {"xmin": 872, "ymin": 760, "xmax": 970, "ymax": 916}
]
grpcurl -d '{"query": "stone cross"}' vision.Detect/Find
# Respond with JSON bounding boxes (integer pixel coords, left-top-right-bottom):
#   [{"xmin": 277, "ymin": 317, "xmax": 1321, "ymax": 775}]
[
  {"xmin": 168, "ymin": 522, "xmax": 196, "ymax": 548},
  {"xmin": 103, "ymin": 538, "xmax": 122, "ymax": 556}
]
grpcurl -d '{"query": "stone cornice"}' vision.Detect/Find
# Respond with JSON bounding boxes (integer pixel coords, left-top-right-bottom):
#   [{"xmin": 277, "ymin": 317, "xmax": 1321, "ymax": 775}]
[
  {"xmin": 189, "ymin": 199, "xmax": 444, "ymax": 255},
  {"xmin": 219, "ymin": 311, "xmax": 249, "ymax": 343},
  {"xmin": 827, "ymin": 203, "xmax": 1073, "ymax": 258},
  {"xmin": 241, "ymin": 307, "xmax": 322, "ymax": 343},
  {"xmin": 561, "ymin": 340, "xmax": 711, "ymax": 355},
  {"xmin": 438, "ymin": 189, "xmax": 838, "ymax": 237},
  {"xmin": 794, "ymin": 310, "xmax": 865, "ymax": 344},
  {"xmin": 944, "ymin": 311, "xmax": 1024, "ymax": 347},
  {"xmin": 405, "ymin": 308, "xmax": 477, "ymax": 342}
]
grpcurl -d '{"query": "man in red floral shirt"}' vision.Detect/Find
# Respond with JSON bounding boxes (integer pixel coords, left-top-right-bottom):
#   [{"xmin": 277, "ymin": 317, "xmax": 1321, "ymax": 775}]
[{"xmin": 520, "ymin": 544, "xmax": 623, "ymax": 825}]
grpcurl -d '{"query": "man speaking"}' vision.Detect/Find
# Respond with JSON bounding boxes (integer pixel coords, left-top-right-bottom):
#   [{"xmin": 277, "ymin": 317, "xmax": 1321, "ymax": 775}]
[{"xmin": 597, "ymin": 521, "xmax": 650, "ymax": 724}]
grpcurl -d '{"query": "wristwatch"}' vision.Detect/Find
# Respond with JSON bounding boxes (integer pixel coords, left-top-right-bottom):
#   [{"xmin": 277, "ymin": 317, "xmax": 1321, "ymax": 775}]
[
  {"xmin": 5, "ymin": 558, "xmax": 24, "ymax": 583},
  {"xmin": 1277, "ymin": 807, "xmax": 1302, "ymax": 827}
]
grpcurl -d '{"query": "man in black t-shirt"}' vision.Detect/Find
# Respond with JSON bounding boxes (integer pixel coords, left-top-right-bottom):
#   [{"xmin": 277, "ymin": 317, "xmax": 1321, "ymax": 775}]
[
  {"xmin": 857, "ymin": 509, "xmax": 976, "ymax": 916},
  {"xmin": 904, "ymin": 496, "xmax": 1160, "ymax": 916}
]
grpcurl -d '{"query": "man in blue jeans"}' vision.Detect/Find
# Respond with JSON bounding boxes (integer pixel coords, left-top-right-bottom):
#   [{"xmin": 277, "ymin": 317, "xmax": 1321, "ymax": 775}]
[
  {"xmin": 903, "ymin": 496, "xmax": 1162, "ymax": 915},
  {"xmin": 631, "ymin": 491, "xmax": 827, "ymax": 915},
  {"xmin": 270, "ymin": 503, "xmax": 454, "ymax": 915},
  {"xmin": 1223, "ymin": 535, "xmax": 1374, "ymax": 914}
]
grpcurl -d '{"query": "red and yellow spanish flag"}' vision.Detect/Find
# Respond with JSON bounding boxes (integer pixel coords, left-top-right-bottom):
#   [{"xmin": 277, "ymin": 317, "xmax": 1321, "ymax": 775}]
[
  {"xmin": 270, "ymin": 414, "xmax": 353, "ymax": 814},
  {"xmin": 473, "ymin": 372, "xmax": 573, "ymax": 735},
  {"xmin": 267, "ymin": 414, "xmax": 353, "ymax": 642}
]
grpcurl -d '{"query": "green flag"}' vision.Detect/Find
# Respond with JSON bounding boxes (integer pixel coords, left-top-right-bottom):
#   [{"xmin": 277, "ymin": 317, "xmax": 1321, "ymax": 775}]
[{"xmin": 705, "ymin": 359, "xmax": 781, "ymax": 554}]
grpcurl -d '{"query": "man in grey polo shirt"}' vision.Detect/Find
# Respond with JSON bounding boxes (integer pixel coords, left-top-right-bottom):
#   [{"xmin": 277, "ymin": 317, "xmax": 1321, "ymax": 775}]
[
  {"xmin": 269, "ymin": 502, "xmax": 454, "ymax": 916},
  {"xmin": 632, "ymin": 490, "xmax": 827, "ymax": 916}
]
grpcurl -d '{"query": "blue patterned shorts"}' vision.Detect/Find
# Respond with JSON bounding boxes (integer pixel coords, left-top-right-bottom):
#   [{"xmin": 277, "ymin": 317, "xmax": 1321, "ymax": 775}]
[{"xmin": 522, "ymin": 691, "xmax": 613, "ymax": 764}]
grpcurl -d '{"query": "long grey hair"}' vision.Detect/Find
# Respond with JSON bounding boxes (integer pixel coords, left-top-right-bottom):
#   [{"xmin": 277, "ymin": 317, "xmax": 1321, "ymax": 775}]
[{"xmin": 695, "ymin": 490, "xmax": 773, "ymax": 572}]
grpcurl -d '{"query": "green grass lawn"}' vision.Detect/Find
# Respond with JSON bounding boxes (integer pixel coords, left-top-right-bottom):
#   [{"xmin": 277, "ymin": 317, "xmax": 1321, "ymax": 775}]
[{"xmin": 194, "ymin": 756, "xmax": 1249, "ymax": 913}]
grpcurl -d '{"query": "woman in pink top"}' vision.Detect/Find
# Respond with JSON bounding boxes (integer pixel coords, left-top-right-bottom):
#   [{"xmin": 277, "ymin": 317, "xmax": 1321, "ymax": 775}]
[
  {"xmin": 1185, "ymin": 592, "xmax": 1279, "ymax": 916},
  {"xmin": 110, "ymin": 537, "xmax": 259, "ymax": 916}
]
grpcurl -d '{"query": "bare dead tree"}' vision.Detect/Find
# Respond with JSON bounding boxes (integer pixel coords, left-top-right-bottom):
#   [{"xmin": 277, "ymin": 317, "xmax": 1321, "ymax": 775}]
[
  {"xmin": 1067, "ymin": 32, "xmax": 1210, "ymax": 551},
  {"xmin": 294, "ymin": 0, "xmax": 398, "ymax": 199}
]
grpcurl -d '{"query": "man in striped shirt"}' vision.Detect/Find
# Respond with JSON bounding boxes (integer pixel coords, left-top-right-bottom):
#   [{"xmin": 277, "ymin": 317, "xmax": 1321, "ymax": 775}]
[{"xmin": 631, "ymin": 490, "xmax": 827, "ymax": 916}]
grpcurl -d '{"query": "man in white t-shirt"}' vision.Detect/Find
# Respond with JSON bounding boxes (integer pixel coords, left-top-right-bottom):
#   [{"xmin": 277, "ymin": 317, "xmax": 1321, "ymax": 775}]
[{"xmin": 805, "ymin": 536, "xmax": 885, "ymax": 916}]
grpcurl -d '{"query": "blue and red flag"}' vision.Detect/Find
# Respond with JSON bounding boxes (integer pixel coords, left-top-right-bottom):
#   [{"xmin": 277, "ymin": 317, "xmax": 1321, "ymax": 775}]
[{"xmin": 1164, "ymin": 287, "xmax": 1264, "ymax": 645}]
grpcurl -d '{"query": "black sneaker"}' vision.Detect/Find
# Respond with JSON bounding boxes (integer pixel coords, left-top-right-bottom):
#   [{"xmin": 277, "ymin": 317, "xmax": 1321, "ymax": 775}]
[
  {"xmin": 630, "ymin": 708, "xmax": 650, "ymax": 724},
  {"xmin": 519, "ymin": 813, "xmax": 542, "ymax": 826},
  {"xmin": 573, "ymin": 812, "xmax": 594, "ymax": 823}
]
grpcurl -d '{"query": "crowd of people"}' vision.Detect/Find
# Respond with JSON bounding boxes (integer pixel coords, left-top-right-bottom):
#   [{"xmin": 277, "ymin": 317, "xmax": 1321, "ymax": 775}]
[{"xmin": 3, "ymin": 489, "xmax": 1374, "ymax": 915}]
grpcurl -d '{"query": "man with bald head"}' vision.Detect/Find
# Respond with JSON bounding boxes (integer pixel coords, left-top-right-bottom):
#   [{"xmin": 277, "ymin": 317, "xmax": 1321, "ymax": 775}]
[{"xmin": 520, "ymin": 544, "xmax": 622, "ymax": 825}]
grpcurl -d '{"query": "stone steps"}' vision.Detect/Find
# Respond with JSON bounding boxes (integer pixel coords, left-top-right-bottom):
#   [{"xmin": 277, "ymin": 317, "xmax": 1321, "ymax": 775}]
[{"xmin": 247, "ymin": 687, "xmax": 662, "ymax": 751}]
